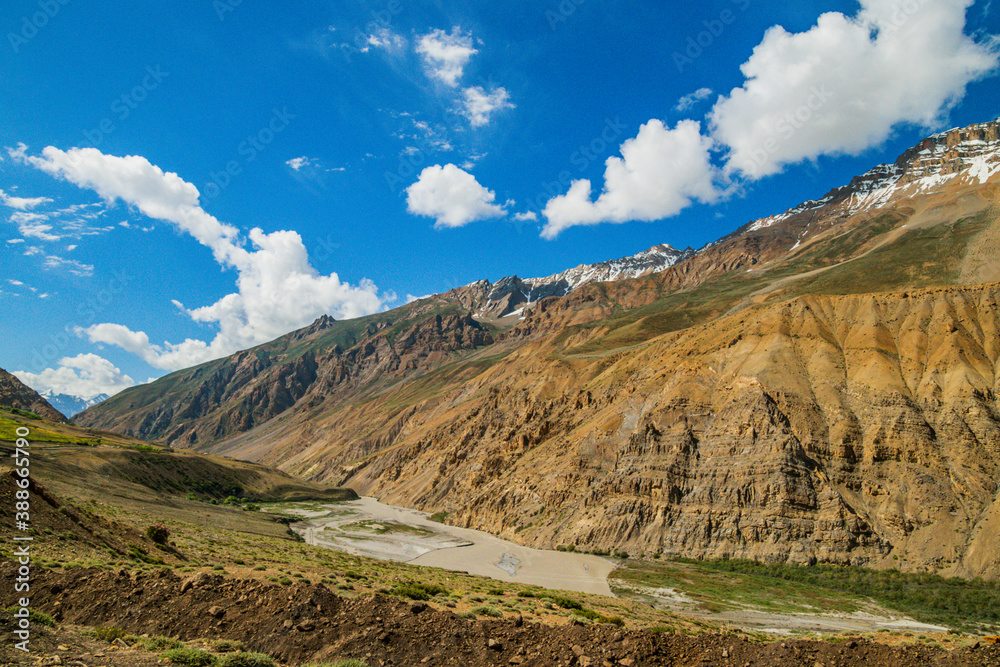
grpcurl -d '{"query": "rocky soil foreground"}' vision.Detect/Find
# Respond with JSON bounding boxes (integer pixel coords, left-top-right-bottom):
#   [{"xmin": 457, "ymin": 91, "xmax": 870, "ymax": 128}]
[{"xmin": 3, "ymin": 563, "xmax": 1000, "ymax": 667}]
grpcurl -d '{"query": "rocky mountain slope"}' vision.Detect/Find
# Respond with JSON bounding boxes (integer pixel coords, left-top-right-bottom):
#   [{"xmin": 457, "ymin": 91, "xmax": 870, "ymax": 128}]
[
  {"xmin": 76, "ymin": 119, "xmax": 1000, "ymax": 577},
  {"xmin": 0, "ymin": 367, "xmax": 66, "ymax": 422},
  {"xmin": 449, "ymin": 244, "xmax": 696, "ymax": 319}
]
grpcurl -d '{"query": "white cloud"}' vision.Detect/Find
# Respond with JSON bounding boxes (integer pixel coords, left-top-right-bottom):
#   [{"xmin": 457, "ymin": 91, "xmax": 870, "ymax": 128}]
[
  {"xmin": 460, "ymin": 86, "xmax": 514, "ymax": 127},
  {"xmin": 675, "ymin": 87, "xmax": 713, "ymax": 112},
  {"xmin": 7, "ymin": 239, "xmax": 25, "ymax": 244},
  {"xmin": 6, "ymin": 143, "xmax": 28, "ymax": 160},
  {"xmin": 514, "ymin": 211, "xmax": 538, "ymax": 222},
  {"xmin": 542, "ymin": 120, "xmax": 720, "ymax": 239},
  {"xmin": 286, "ymin": 156, "xmax": 312, "ymax": 171},
  {"xmin": 14, "ymin": 353, "xmax": 135, "ymax": 400},
  {"xmin": 406, "ymin": 164, "xmax": 508, "ymax": 228},
  {"xmin": 366, "ymin": 26, "xmax": 407, "ymax": 53},
  {"xmin": 8, "ymin": 279, "xmax": 23, "ymax": 286},
  {"xmin": 709, "ymin": 0, "xmax": 1000, "ymax": 179},
  {"xmin": 0, "ymin": 188, "xmax": 52, "ymax": 210},
  {"xmin": 43, "ymin": 255, "xmax": 94, "ymax": 277},
  {"xmin": 23, "ymin": 145, "xmax": 392, "ymax": 371},
  {"xmin": 12, "ymin": 211, "xmax": 61, "ymax": 241},
  {"xmin": 417, "ymin": 28, "xmax": 477, "ymax": 87}
]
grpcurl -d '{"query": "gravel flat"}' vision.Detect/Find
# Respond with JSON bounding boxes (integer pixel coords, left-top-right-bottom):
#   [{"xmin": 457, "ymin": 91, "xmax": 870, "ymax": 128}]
[{"xmin": 284, "ymin": 496, "xmax": 615, "ymax": 596}]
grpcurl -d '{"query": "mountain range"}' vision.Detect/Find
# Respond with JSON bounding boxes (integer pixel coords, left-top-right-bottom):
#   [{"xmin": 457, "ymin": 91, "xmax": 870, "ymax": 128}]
[
  {"xmin": 75, "ymin": 119, "xmax": 1000, "ymax": 578},
  {"xmin": 40, "ymin": 391, "xmax": 109, "ymax": 418}
]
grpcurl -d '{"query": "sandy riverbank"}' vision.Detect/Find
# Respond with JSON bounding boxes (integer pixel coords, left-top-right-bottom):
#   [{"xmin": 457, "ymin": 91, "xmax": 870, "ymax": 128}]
[{"xmin": 275, "ymin": 496, "xmax": 615, "ymax": 597}]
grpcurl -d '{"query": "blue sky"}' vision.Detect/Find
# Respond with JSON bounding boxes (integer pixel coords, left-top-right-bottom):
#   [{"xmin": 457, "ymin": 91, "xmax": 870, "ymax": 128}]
[{"xmin": 1, "ymin": 0, "xmax": 998, "ymax": 401}]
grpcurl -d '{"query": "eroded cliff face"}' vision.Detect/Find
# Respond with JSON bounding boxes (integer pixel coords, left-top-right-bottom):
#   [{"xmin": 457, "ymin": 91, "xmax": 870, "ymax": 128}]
[{"xmin": 328, "ymin": 284, "xmax": 1000, "ymax": 577}]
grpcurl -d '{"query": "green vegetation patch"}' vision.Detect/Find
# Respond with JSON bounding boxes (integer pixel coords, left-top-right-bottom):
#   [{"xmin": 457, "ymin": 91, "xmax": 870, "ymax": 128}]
[
  {"xmin": 162, "ymin": 647, "xmax": 218, "ymax": 667},
  {"xmin": 217, "ymin": 652, "xmax": 277, "ymax": 667},
  {"xmin": 390, "ymin": 581, "xmax": 449, "ymax": 601},
  {"xmin": 691, "ymin": 559, "xmax": 1000, "ymax": 632}
]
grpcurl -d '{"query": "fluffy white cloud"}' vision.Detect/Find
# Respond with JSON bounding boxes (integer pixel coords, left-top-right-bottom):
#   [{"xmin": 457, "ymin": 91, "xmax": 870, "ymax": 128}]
[
  {"xmin": 417, "ymin": 28, "xmax": 477, "ymax": 87},
  {"xmin": 542, "ymin": 120, "xmax": 720, "ymax": 239},
  {"xmin": 710, "ymin": 0, "xmax": 999, "ymax": 179},
  {"xmin": 675, "ymin": 87, "xmax": 713, "ymax": 112},
  {"xmin": 286, "ymin": 156, "xmax": 312, "ymax": 171},
  {"xmin": 460, "ymin": 86, "xmax": 514, "ymax": 127},
  {"xmin": 0, "ymin": 188, "xmax": 52, "ymax": 210},
  {"xmin": 20, "ymin": 146, "xmax": 241, "ymax": 264},
  {"xmin": 406, "ymin": 164, "xmax": 508, "ymax": 228},
  {"xmin": 22, "ymin": 145, "xmax": 392, "ymax": 371},
  {"xmin": 14, "ymin": 353, "xmax": 135, "ymax": 400}
]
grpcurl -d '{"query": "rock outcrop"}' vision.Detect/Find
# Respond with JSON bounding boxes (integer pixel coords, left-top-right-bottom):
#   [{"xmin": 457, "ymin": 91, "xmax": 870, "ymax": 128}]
[{"xmin": 0, "ymin": 368, "xmax": 67, "ymax": 422}]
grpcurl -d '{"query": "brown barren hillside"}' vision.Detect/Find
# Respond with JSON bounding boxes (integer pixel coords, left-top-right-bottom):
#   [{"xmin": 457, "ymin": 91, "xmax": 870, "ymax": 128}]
[
  {"xmin": 0, "ymin": 367, "xmax": 66, "ymax": 422},
  {"xmin": 235, "ymin": 282, "xmax": 998, "ymax": 578}
]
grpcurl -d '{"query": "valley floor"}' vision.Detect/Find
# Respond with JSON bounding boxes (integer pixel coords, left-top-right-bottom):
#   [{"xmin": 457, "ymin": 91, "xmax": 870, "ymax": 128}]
[{"xmin": 273, "ymin": 497, "xmax": 615, "ymax": 596}]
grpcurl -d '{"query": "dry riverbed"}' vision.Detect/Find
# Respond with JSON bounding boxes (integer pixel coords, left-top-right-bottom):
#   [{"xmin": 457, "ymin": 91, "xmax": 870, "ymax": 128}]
[{"xmin": 263, "ymin": 496, "xmax": 616, "ymax": 596}]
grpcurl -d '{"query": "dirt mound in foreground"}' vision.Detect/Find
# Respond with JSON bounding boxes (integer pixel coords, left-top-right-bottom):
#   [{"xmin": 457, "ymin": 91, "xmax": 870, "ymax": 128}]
[{"xmin": 3, "ymin": 562, "xmax": 1000, "ymax": 666}]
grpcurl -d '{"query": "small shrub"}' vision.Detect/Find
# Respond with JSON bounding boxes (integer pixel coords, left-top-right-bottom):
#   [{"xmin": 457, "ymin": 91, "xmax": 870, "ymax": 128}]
[
  {"xmin": 516, "ymin": 590, "xmax": 536, "ymax": 598},
  {"xmin": 91, "ymin": 626, "xmax": 129, "ymax": 642},
  {"xmin": 488, "ymin": 588, "xmax": 505, "ymax": 596},
  {"xmin": 302, "ymin": 660, "xmax": 369, "ymax": 667},
  {"xmin": 547, "ymin": 595, "xmax": 583, "ymax": 611},
  {"xmin": 138, "ymin": 635, "xmax": 183, "ymax": 650},
  {"xmin": 3, "ymin": 607, "xmax": 55, "ymax": 627},
  {"xmin": 162, "ymin": 647, "xmax": 218, "ymax": 666},
  {"xmin": 471, "ymin": 605, "xmax": 503, "ymax": 618},
  {"xmin": 277, "ymin": 576, "xmax": 293, "ymax": 586},
  {"xmin": 390, "ymin": 582, "xmax": 449, "ymax": 601},
  {"xmin": 209, "ymin": 639, "xmax": 245, "ymax": 653},
  {"xmin": 146, "ymin": 523, "xmax": 171, "ymax": 545},
  {"xmin": 217, "ymin": 652, "xmax": 276, "ymax": 667}
]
